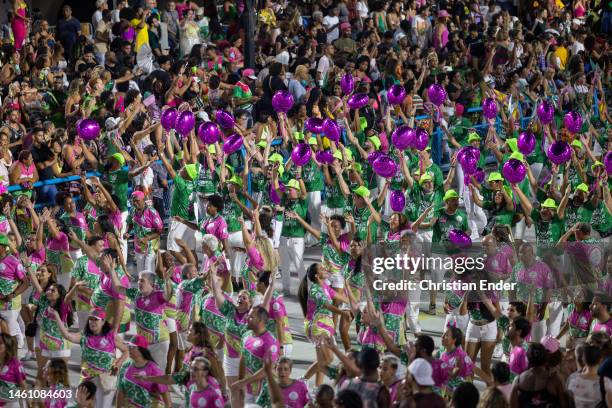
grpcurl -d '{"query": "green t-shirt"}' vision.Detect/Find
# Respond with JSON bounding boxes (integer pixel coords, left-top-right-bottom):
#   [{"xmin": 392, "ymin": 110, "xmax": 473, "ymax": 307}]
[
  {"xmin": 302, "ymin": 161, "xmax": 324, "ymax": 192},
  {"xmin": 530, "ymin": 208, "xmax": 564, "ymax": 248},
  {"xmin": 450, "ymin": 117, "xmax": 474, "ymax": 146},
  {"xmin": 325, "ymin": 176, "xmax": 347, "ymax": 209},
  {"xmin": 221, "ymin": 189, "xmax": 245, "ymax": 233},
  {"xmin": 281, "ymin": 198, "xmax": 308, "ymax": 238},
  {"xmin": 408, "ymin": 184, "xmax": 443, "ymax": 231},
  {"xmin": 107, "ymin": 168, "xmax": 129, "ymax": 212},
  {"xmin": 233, "ymin": 83, "xmax": 253, "ymax": 109},
  {"xmin": 432, "ymin": 207, "xmax": 469, "ymax": 245},
  {"xmin": 482, "ymin": 198, "xmax": 515, "ymax": 233},
  {"xmin": 196, "ymin": 162, "xmax": 217, "ymax": 195},
  {"xmin": 170, "ymin": 174, "xmax": 196, "ymax": 221},
  {"xmin": 351, "ymin": 202, "xmax": 379, "ymax": 241}
]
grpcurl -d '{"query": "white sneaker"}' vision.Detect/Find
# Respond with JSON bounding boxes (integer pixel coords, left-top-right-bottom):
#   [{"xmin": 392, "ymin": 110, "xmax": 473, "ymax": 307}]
[
  {"xmin": 21, "ymin": 351, "xmax": 33, "ymax": 361},
  {"xmin": 493, "ymin": 343, "xmax": 503, "ymax": 359}
]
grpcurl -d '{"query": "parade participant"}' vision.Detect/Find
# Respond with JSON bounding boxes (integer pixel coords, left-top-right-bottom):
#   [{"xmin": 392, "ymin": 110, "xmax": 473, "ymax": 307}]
[
  {"xmin": 0, "ymin": 333, "xmax": 26, "ymax": 407},
  {"xmin": 126, "ymin": 190, "xmax": 163, "ymax": 272}
]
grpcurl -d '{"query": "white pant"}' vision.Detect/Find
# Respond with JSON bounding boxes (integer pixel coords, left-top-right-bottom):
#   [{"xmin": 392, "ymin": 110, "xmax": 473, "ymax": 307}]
[
  {"xmin": 149, "ymin": 340, "xmax": 170, "ymax": 373},
  {"xmin": 0, "ymin": 310, "xmax": 22, "ymax": 343},
  {"xmin": 227, "ymin": 231, "xmax": 245, "ymax": 279},
  {"xmin": 513, "ymin": 218, "xmax": 526, "ymax": 240},
  {"xmin": 281, "ymin": 344, "xmax": 293, "ymax": 358},
  {"xmin": 69, "ymin": 249, "xmax": 83, "ymax": 262},
  {"xmin": 120, "ymin": 211, "xmax": 128, "ymax": 262},
  {"xmin": 463, "ymin": 187, "xmax": 487, "ymax": 239},
  {"xmin": 92, "ymin": 375, "xmax": 116, "ymax": 408},
  {"xmin": 136, "ymin": 252, "xmax": 156, "ymax": 273},
  {"xmin": 305, "ymin": 191, "xmax": 322, "ymax": 246},
  {"xmin": 546, "ymin": 301, "xmax": 564, "ymax": 338},
  {"xmin": 406, "ymin": 286, "xmax": 422, "ymax": 334},
  {"xmin": 280, "ymin": 237, "xmax": 305, "ymax": 295},
  {"xmin": 530, "ymin": 319, "xmax": 547, "ymax": 343},
  {"xmin": 272, "ymin": 219, "xmax": 283, "ymax": 249},
  {"xmin": 167, "ymin": 219, "xmax": 196, "ymax": 252},
  {"xmin": 223, "ymin": 355, "xmax": 240, "ymax": 377},
  {"xmin": 466, "ymin": 320, "xmax": 497, "ymax": 342}
]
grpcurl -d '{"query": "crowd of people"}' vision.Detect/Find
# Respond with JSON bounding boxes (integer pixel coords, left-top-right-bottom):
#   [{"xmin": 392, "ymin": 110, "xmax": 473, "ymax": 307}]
[{"xmin": 0, "ymin": 0, "xmax": 610, "ymax": 407}]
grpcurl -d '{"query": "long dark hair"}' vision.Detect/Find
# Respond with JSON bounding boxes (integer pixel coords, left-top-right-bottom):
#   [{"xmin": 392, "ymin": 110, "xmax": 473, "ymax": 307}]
[
  {"xmin": 49, "ymin": 284, "xmax": 74, "ymax": 327},
  {"xmin": 190, "ymin": 322, "xmax": 212, "ymax": 349},
  {"xmin": 137, "ymin": 347, "xmax": 156, "ymax": 364},
  {"xmin": 298, "ymin": 263, "xmax": 320, "ymax": 316},
  {"xmin": 84, "ymin": 321, "xmax": 112, "ymax": 337},
  {"xmin": 351, "ymin": 238, "xmax": 363, "ymax": 277}
]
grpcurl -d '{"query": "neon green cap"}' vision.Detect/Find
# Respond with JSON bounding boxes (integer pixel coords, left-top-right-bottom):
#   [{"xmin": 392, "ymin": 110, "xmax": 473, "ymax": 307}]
[
  {"xmin": 293, "ymin": 131, "xmax": 305, "ymax": 141},
  {"xmin": 286, "ymin": 179, "xmax": 300, "ymax": 190},
  {"xmin": 506, "ymin": 138, "xmax": 518, "ymax": 153},
  {"xmin": 443, "ymin": 189, "xmax": 459, "ymax": 201},
  {"xmin": 359, "ymin": 117, "xmax": 367, "ymax": 131},
  {"xmin": 510, "ymin": 151, "xmax": 524, "ymax": 161},
  {"xmin": 208, "ymin": 145, "xmax": 216, "ymax": 154},
  {"xmin": 351, "ymin": 162, "xmax": 362, "ymax": 172},
  {"xmin": 184, "ymin": 163, "xmax": 198, "ymax": 180},
  {"xmin": 308, "ymin": 137, "xmax": 318, "ymax": 145},
  {"xmin": 575, "ymin": 183, "xmax": 589, "ymax": 193},
  {"xmin": 228, "ymin": 175, "xmax": 243, "ymax": 188},
  {"xmin": 542, "ymin": 198, "xmax": 558, "ymax": 209},
  {"xmin": 368, "ymin": 136, "xmax": 381, "ymax": 151},
  {"xmin": 110, "ymin": 153, "xmax": 125, "ymax": 166},
  {"xmin": 571, "ymin": 140, "xmax": 583, "ymax": 149},
  {"xmin": 592, "ymin": 161, "xmax": 604, "ymax": 171},
  {"xmin": 352, "ymin": 186, "xmax": 371, "ymax": 198},
  {"xmin": 256, "ymin": 140, "xmax": 267, "ymax": 148},
  {"xmin": 419, "ymin": 173, "xmax": 433, "ymax": 185},
  {"xmin": 467, "ymin": 132, "xmax": 481, "ymax": 143},
  {"xmin": 488, "ymin": 172, "xmax": 503, "ymax": 182},
  {"xmin": 333, "ymin": 150, "xmax": 344, "ymax": 161}
]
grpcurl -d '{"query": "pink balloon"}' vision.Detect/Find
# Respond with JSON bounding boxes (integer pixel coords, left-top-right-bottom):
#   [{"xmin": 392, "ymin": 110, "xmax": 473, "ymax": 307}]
[
  {"xmin": 537, "ymin": 101, "xmax": 555, "ymax": 125},
  {"xmin": 502, "ymin": 158, "xmax": 526, "ymax": 184},
  {"xmin": 427, "ymin": 84, "xmax": 446, "ymax": 106},
  {"xmin": 391, "ymin": 126, "xmax": 415, "ymax": 151},
  {"xmin": 161, "ymin": 108, "xmax": 178, "ymax": 131},
  {"xmin": 198, "ymin": 122, "xmax": 221, "ymax": 144},
  {"xmin": 175, "ymin": 111, "xmax": 196, "ymax": 136},
  {"xmin": 215, "ymin": 110, "xmax": 235, "ymax": 129},
  {"xmin": 563, "ymin": 111, "xmax": 582, "ymax": 134},
  {"xmin": 347, "ymin": 93, "xmax": 369, "ymax": 110},
  {"xmin": 340, "ymin": 73, "xmax": 354, "ymax": 95},
  {"xmin": 269, "ymin": 182, "xmax": 285, "ymax": 205},
  {"xmin": 547, "ymin": 141, "xmax": 571, "ymax": 165},
  {"xmin": 518, "ymin": 131, "xmax": 536, "ymax": 155},
  {"xmin": 323, "ymin": 119, "xmax": 341, "ymax": 142},
  {"xmin": 372, "ymin": 155, "xmax": 397, "ymax": 178},
  {"xmin": 390, "ymin": 190, "xmax": 405, "ymax": 212},
  {"xmin": 272, "ymin": 90, "xmax": 294, "ymax": 113},
  {"xmin": 388, "ymin": 84, "xmax": 407, "ymax": 105},
  {"xmin": 448, "ymin": 229, "xmax": 472, "ymax": 248},
  {"xmin": 305, "ymin": 118, "xmax": 325, "ymax": 134},
  {"xmin": 482, "ymin": 98, "xmax": 497, "ymax": 120},
  {"xmin": 222, "ymin": 134, "xmax": 243, "ymax": 155},
  {"xmin": 414, "ymin": 128, "xmax": 429, "ymax": 151},
  {"xmin": 291, "ymin": 143, "xmax": 312, "ymax": 166},
  {"xmin": 605, "ymin": 151, "xmax": 612, "ymax": 175},
  {"xmin": 315, "ymin": 150, "xmax": 334, "ymax": 164},
  {"xmin": 77, "ymin": 119, "xmax": 100, "ymax": 141}
]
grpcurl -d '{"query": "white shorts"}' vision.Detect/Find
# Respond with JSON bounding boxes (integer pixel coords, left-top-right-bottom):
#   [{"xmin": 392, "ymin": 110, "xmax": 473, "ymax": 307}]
[
  {"xmin": 40, "ymin": 348, "xmax": 71, "ymax": 358},
  {"xmin": 223, "ymin": 355, "xmax": 240, "ymax": 377},
  {"xmin": 21, "ymin": 286, "xmax": 32, "ymax": 305},
  {"xmin": 329, "ymin": 272, "xmax": 344, "ymax": 289},
  {"xmin": 466, "ymin": 320, "xmax": 497, "ymax": 343},
  {"xmin": 0, "ymin": 310, "xmax": 21, "ymax": 338},
  {"xmin": 281, "ymin": 344, "xmax": 293, "ymax": 358},
  {"xmin": 164, "ymin": 318, "xmax": 177, "ymax": 334},
  {"xmin": 177, "ymin": 331, "xmax": 190, "ymax": 351},
  {"xmin": 167, "ymin": 219, "xmax": 196, "ymax": 252}
]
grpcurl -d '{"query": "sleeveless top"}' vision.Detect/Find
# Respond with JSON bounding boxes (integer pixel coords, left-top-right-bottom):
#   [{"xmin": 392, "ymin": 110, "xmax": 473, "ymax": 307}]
[{"xmin": 517, "ymin": 374, "xmax": 559, "ymax": 408}]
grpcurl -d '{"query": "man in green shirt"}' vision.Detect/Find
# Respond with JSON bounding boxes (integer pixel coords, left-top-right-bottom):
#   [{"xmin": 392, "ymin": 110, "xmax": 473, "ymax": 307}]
[
  {"xmin": 160, "ymin": 153, "xmax": 198, "ymax": 259},
  {"xmin": 349, "ymin": 186, "xmax": 381, "ymax": 241},
  {"xmin": 280, "ymin": 178, "xmax": 308, "ymax": 296},
  {"xmin": 303, "ymin": 138, "xmax": 324, "ymax": 246}
]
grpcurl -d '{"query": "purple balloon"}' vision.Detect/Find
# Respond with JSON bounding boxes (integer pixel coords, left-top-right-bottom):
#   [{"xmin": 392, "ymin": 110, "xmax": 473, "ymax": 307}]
[
  {"xmin": 269, "ymin": 182, "xmax": 285, "ymax": 205},
  {"xmin": 121, "ymin": 26, "xmax": 135, "ymax": 41},
  {"xmin": 564, "ymin": 111, "xmax": 583, "ymax": 134},
  {"xmin": 414, "ymin": 128, "xmax": 429, "ymax": 151},
  {"xmin": 222, "ymin": 134, "xmax": 243, "ymax": 155},
  {"xmin": 322, "ymin": 119, "xmax": 341, "ymax": 142},
  {"xmin": 482, "ymin": 98, "xmax": 497, "ymax": 120},
  {"xmin": 161, "ymin": 108, "xmax": 178, "ymax": 131},
  {"xmin": 465, "ymin": 168, "xmax": 486, "ymax": 185},
  {"xmin": 367, "ymin": 151, "xmax": 383, "ymax": 166},
  {"xmin": 272, "ymin": 90, "xmax": 294, "ymax": 113},
  {"xmin": 391, "ymin": 126, "xmax": 415, "ymax": 151},
  {"xmin": 215, "ymin": 110, "xmax": 235, "ymax": 129},
  {"xmin": 605, "ymin": 151, "xmax": 612, "ymax": 175},
  {"xmin": 315, "ymin": 150, "xmax": 334, "ymax": 164},
  {"xmin": 77, "ymin": 119, "xmax": 100, "ymax": 141},
  {"xmin": 537, "ymin": 101, "xmax": 555, "ymax": 125},
  {"xmin": 547, "ymin": 141, "xmax": 572, "ymax": 165},
  {"xmin": 388, "ymin": 84, "xmax": 407, "ymax": 105},
  {"xmin": 390, "ymin": 190, "xmax": 405, "ymax": 212},
  {"xmin": 347, "ymin": 93, "xmax": 369, "ymax": 110},
  {"xmin": 305, "ymin": 118, "xmax": 325, "ymax": 134},
  {"xmin": 459, "ymin": 152, "xmax": 478, "ymax": 175},
  {"xmin": 198, "ymin": 122, "xmax": 221, "ymax": 144},
  {"xmin": 372, "ymin": 155, "xmax": 398, "ymax": 178},
  {"xmin": 518, "ymin": 131, "xmax": 536, "ymax": 155},
  {"xmin": 502, "ymin": 158, "xmax": 526, "ymax": 184},
  {"xmin": 448, "ymin": 229, "xmax": 472, "ymax": 248},
  {"xmin": 291, "ymin": 143, "xmax": 312, "ymax": 166},
  {"xmin": 427, "ymin": 84, "xmax": 447, "ymax": 106},
  {"xmin": 340, "ymin": 73, "xmax": 354, "ymax": 95},
  {"xmin": 175, "ymin": 111, "xmax": 196, "ymax": 136}
]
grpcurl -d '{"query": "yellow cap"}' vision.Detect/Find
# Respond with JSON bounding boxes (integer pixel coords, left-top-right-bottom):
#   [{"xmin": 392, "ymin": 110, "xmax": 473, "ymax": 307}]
[
  {"xmin": 368, "ymin": 136, "xmax": 381, "ymax": 150},
  {"xmin": 352, "ymin": 186, "xmax": 370, "ymax": 198},
  {"xmin": 110, "ymin": 153, "xmax": 125, "ymax": 166},
  {"xmin": 208, "ymin": 145, "xmax": 216, "ymax": 154},
  {"xmin": 506, "ymin": 138, "xmax": 518, "ymax": 153},
  {"xmin": 443, "ymin": 189, "xmax": 459, "ymax": 201},
  {"xmin": 488, "ymin": 172, "xmax": 503, "ymax": 182},
  {"xmin": 286, "ymin": 179, "xmax": 300, "ymax": 190},
  {"xmin": 571, "ymin": 140, "xmax": 583, "ymax": 149},
  {"xmin": 228, "ymin": 175, "xmax": 243, "ymax": 188},
  {"xmin": 467, "ymin": 132, "xmax": 481, "ymax": 143},
  {"xmin": 509, "ymin": 151, "xmax": 524, "ymax": 161},
  {"xmin": 256, "ymin": 140, "xmax": 267, "ymax": 148},
  {"xmin": 542, "ymin": 198, "xmax": 558, "ymax": 209},
  {"xmin": 419, "ymin": 173, "xmax": 433, "ymax": 185},
  {"xmin": 184, "ymin": 164, "xmax": 198, "ymax": 180},
  {"xmin": 575, "ymin": 183, "xmax": 589, "ymax": 193},
  {"xmin": 333, "ymin": 150, "xmax": 344, "ymax": 160}
]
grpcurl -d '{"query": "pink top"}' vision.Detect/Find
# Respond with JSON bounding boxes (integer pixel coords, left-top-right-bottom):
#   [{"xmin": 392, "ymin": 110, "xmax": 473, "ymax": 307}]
[
  {"xmin": 109, "ymin": 210, "xmax": 123, "ymax": 233},
  {"xmin": 485, "ymin": 247, "xmax": 513, "ymax": 280},
  {"xmin": 246, "ymin": 246, "xmax": 264, "ymax": 271},
  {"xmin": 515, "ymin": 260, "xmax": 554, "ymax": 289},
  {"xmin": 439, "ymin": 346, "xmax": 474, "ymax": 385},
  {"xmin": 47, "ymin": 232, "xmax": 69, "ymax": 252},
  {"xmin": 243, "ymin": 331, "xmax": 280, "ymax": 395},
  {"xmin": 280, "ymin": 379, "xmax": 310, "ymax": 408},
  {"xmin": 200, "ymin": 215, "xmax": 229, "ymax": 241},
  {"xmin": 0, "ymin": 357, "xmax": 26, "ymax": 390},
  {"xmin": 99, "ymin": 271, "xmax": 130, "ymax": 301},
  {"xmin": 189, "ymin": 384, "xmax": 225, "ymax": 408},
  {"xmin": 508, "ymin": 343, "xmax": 529, "ymax": 376},
  {"xmin": 29, "ymin": 247, "xmax": 46, "ymax": 266},
  {"xmin": 591, "ymin": 318, "xmax": 612, "ymax": 336}
]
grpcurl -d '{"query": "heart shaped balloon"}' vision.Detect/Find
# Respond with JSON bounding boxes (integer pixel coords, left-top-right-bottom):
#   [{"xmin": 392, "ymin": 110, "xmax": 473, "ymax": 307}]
[
  {"xmin": 414, "ymin": 128, "xmax": 429, "ymax": 151},
  {"xmin": 272, "ymin": 90, "xmax": 294, "ymax": 113},
  {"xmin": 563, "ymin": 111, "xmax": 582, "ymax": 134},
  {"xmin": 222, "ymin": 134, "xmax": 243, "ymax": 155},
  {"xmin": 372, "ymin": 155, "xmax": 398, "ymax": 178},
  {"xmin": 518, "ymin": 131, "xmax": 536, "ymax": 155},
  {"xmin": 547, "ymin": 141, "xmax": 571, "ymax": 165},
  {"xmin": 367, "ymin": 151, "xmax": 383, "ymax": 166},
  {"xmin": 322, "ymin": 119, "xmax": 341, "ymax": 142},
  {"xmin": 537, "ymin": 101, "xmax": 555, "ymax": 125},
  {"xmin": 161, "ymin": 108, "xmax": 178, "ymax": 131},
  {"xmin": 77, "ymin": 119, "xmax": 100, "ymax": 141},
  {"xmin": 305, "ymin": 118, "xmax": 325, "ymax": 134},
  {"xmin": 269, "ymin": 182, "xmax": 285, "ymax": 205},
  {"xmin": 390, "ymin": 190, "xmax": 406, "ymax": 212},
  {"xmin": 175, "ymin": 111, "xmax": 196, "ymax": 136},
  {"xmin": 448, "ymin": 229, "xmax": 472, "ymax": 248},
  {"xmin": 391, "ymin": 126, "xmax": 416, "ymax": 151},
  {"xmin": 215, "ymin": 109, "xmax": 235, "ymax": 129},
  {"xmin": 502, "ymin": 158, "xmax": 526, "ymax": 184},
  {"xmin": 198, "ymin": 122, "xmax": 221, "ymax": 144},
  {"xmin": 291, "ymin": 143, "xmax": 312, "ymax": 166},
  {"xmin": 605, "ymin": 151, "xmax": 612, "ymax": 175},
  {"xmin": 340, "ymin": 73, "xmax": 354, "ymax": 95},
  {"xmin": 315, "ymin": 150, "xmax": 334, "ymax": 164},
  {"xmin": 427, "ymin": 84, "xmax": 446, "ymax": 106},
  {"xmin": 388, "ymin": 84, "xmax": 407, "ymax": 105},
  {"xmin": 482, "ymin": 98, "xmax": 497, "ymax": 120},
  {"xmin": 347, "ymin": 93, "xmax": 369, "ymax": 110}
]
